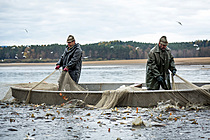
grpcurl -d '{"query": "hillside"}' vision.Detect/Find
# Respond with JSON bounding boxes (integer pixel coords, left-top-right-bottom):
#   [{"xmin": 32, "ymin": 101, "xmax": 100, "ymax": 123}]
[{"xmin": 0, "ymin": 40, "xmax": 209, "ymax": 63}]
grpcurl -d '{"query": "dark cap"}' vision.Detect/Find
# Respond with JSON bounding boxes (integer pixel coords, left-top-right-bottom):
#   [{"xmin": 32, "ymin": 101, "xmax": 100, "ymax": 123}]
[
  {"xmin": 159, "ymin": 36, "xmax": 168, "ymax": 46},
  {"xmin": 67, "ymin": 35, "xmax": 75, "ymax": 43}
]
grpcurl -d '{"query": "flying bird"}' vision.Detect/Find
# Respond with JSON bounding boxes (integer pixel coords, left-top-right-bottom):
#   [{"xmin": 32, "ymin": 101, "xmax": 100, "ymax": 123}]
[
  {"xmin": 176, "ymin": 21, "xmax": 182, "ymax": 26},
  {"xmin": 25, "ymin": 29, "xmax": 28, "ymax": 33}
]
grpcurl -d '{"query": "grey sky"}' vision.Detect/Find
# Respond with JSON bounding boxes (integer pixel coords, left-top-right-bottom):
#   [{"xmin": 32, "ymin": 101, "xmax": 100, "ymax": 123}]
[{"xmin": 0, "ymin": 0, "xmax": 210, "ymax": 46}]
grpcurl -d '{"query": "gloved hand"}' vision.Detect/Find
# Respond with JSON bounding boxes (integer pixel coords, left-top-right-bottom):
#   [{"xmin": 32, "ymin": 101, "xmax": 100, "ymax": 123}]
[
  {"xmin": 63, "ymin": 67, "xmax": 68, "ymax": 71},
  {"xmin": 55, "ymin": 65, "xmax": 60, "ymax": 69},
  {"xmin": 157, "ymin": 76, "xmax": 164, "ymax": 82},
  {"xmin": 172, "ymin": 70, "xmax": 176, "ymax": 76}
]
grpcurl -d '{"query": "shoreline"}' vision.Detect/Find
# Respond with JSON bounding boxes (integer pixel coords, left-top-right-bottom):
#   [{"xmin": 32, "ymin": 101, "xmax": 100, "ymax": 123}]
[{"xmin": 0, "ymin": 57, "xmax": 210, "ymax": 66}]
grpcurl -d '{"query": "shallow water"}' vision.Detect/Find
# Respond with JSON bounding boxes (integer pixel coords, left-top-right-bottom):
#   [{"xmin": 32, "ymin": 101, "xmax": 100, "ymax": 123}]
[
  {"xmin": 0, "ymin": 64, "xmax": 210, "ymax": 139},
  {"xmin": 0, "ymin": 102, "xmax": 209, "ymax": 140}
]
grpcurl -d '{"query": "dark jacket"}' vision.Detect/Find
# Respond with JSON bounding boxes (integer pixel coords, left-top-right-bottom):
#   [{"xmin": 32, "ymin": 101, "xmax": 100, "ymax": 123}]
[
  {"xmin": 146, "ymin": 45, "xmax": 176, "ymax": 90},
  {"xmin": 56, "ymin": 43, "xmax": 82, "ymax": 83}
]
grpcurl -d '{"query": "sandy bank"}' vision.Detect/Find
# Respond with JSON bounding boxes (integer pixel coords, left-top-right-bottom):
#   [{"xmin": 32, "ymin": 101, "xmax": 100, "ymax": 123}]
[{"xmin": 0, "ymin": 57, "xmax": 209, "ymax": 66}]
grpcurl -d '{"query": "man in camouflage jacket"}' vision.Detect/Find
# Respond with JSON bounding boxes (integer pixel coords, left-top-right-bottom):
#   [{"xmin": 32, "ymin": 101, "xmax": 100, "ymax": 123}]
[{"xmin": 146, "ymin": 36, "xmax": 177, "ymax": 90}]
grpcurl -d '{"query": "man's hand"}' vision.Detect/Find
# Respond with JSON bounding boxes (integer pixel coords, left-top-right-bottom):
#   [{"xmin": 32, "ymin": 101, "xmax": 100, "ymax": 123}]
[
  {"xmin": 55, "ymin": 65, "xmax": 60, "ymax": 69},
  {"xmin": 172, "ymin": 70, "xmax": 176, "ymax": 76},
  {"xmin": 63, "ymin": 67, "xmax": 68, "ymax": 71}
]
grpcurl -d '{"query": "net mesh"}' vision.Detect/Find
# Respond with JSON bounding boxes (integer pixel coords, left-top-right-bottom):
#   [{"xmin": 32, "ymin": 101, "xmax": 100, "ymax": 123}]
[
  {"xmin": 1, "ymin": 88, "xmax": 13, "ymax": 102},
  {"xmin": 58, "ymin": 71, "xmax": 86, "ymax": 91},
  {"xmin": 175, "ymin": 74, "xmax": 210, "ymax": 97},
  {"xmin": 1, "ymin": 82, "xmax": 59, "ymax": 102},
  {"xmin": 95, "ymin": 85, "xmax": 145, "ymax": 109}
]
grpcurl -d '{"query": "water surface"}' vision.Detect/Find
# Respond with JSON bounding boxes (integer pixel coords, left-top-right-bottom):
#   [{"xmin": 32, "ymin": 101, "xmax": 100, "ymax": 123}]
[{"xmin": 0, "ymin": 64, "xmax": 210, "ymax": 139}]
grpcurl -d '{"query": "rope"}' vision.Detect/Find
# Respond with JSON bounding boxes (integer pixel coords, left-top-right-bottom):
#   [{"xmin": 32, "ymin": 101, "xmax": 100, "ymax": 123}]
[
  {"xmin": 25, "ymin": 70, "xmax": 57, "ymax": 104},
  {"xmin": 171, "ymin": 73, "xmax": 176, "ymax": 90},
  {"xmin": 83, "ymin": 92, "xmax": 89, "ymax": 102}
]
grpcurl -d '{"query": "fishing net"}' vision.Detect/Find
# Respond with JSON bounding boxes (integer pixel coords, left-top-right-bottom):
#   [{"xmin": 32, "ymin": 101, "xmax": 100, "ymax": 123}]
[
  {"xmin": 177, "ymin": 74, "xmax": 210, "ymax": 95},
  {"xmin": 95, "ymin": 85, "xmax": 146, "ymax": 109},
  {"xmin": 94, "ymin": 74, "xmax": 210, "ymax": 109},
  {"xmin": 1, "ymin": 82, "xmax": 59, "ymax": 102},
  {"xmin": 1, "ymin": 88, "xmax": 13, "ymax": 102},
  {"xmin": 150, "ymin": 73, "xmax": 210, "ymax": 107},
  {"xmin": 13, "ymin": 82, "xmax": 58, "ymax": 90},
  {"xmin": 58, "ymin": 71, "xmax": 86, "ymax": 91}
]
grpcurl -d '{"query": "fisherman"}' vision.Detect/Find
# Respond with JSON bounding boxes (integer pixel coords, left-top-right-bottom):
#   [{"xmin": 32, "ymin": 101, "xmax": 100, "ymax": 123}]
[
  {"xmin": 55, "ymin": 35, "xmax": 83, "ymax": 83},
  {"xmin": 146, "ymin": 36, "xmax": 177, "ymax": 90}
]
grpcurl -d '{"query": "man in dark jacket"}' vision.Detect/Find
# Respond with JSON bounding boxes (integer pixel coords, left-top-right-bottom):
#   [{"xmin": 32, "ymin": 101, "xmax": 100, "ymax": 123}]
[
  {"xmin": 55, "ymin": 35, "xmax": 83, "ymax": 83},
  {"xmin": 146, "ymin": 36, "xmax": 177, "ymax": 90}
]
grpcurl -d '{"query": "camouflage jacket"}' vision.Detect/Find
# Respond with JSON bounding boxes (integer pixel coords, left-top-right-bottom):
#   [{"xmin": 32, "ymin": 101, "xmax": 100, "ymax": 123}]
[{"xmin": 146, "ymin": 44, "xmax": 176, "ymax": 90}]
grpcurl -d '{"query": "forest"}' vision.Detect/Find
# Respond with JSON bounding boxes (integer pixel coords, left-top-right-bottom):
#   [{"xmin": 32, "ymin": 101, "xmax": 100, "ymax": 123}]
[{"xmin": 0, "ymin": 40, "xmax": 209, "ymax": 63}]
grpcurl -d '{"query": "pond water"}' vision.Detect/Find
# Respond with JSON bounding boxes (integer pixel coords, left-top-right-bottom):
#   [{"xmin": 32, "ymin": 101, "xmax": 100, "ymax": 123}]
[{"xmin": 0, "ymin": 64, "xmax": 210, "ymax": 140}]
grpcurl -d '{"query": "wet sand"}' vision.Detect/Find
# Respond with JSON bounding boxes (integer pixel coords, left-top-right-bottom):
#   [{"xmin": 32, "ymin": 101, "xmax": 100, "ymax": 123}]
[{"xmin": 0, "ymin": 57, "xmax": 210, "ymax": 66}]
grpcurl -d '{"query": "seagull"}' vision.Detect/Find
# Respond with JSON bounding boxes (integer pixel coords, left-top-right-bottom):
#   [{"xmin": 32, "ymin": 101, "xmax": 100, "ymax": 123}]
[
  {"xmin": 25, "ymin": 29, "xmax": 28, "ymax": 33},
  {"xmin": 176, "ymin": 21, "xmax": 182, "ymax": 26},
  {"xmin": 193, "ymin": 44, "xmax": 198, "ymax": 47}
]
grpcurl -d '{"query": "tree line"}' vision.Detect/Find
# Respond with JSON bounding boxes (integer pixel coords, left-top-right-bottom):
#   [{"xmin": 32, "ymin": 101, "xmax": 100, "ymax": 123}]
[{"xmin": 0, "ymin": 40, "xmax": 209, "ymax": 63}]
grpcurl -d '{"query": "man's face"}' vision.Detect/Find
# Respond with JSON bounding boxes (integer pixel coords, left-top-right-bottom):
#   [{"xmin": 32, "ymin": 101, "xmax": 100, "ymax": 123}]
[
  {"xmin": 68, "ymin": 41, "xmax": 75, "ymax": 47},
  {"xmin": 159, "ymin": 43, "xmax": 167, "ymax": 51}
]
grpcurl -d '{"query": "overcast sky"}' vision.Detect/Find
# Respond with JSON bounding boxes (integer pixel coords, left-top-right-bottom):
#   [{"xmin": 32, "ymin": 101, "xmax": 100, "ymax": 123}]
[{"xmin": 0, "ymin": 0, "xmax": 210, "ymax": 46}]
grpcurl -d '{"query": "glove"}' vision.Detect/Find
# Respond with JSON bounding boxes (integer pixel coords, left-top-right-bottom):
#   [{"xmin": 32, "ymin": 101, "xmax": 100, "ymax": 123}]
[
  {"xmin": 172, "ymin": 70, "xmax": 176, "ymax": 76},
  {"xmin": 55, "ymin": 65, "xmax": 60, "ymax": 69},
  {"xmin": 157, "ymin": 76, "xmax": 164, "ymax": 82},
  {"xmin": 63, "ymin": 67, "xmax": 68, "ymax": 71}
]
